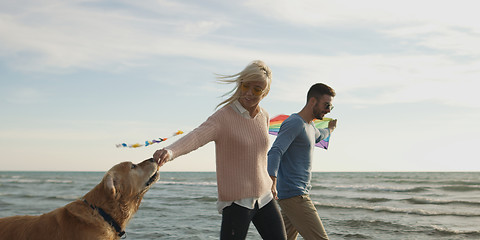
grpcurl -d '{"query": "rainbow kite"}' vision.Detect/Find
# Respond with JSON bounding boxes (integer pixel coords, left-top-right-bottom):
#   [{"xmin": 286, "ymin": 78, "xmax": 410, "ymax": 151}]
[
  {"xmin": 116, "ymin": 130, "xmax": 184, "ymax": 148},
  {"xmin": 269, "ymin": 115, "xmax": 332, "ymax": 150}
]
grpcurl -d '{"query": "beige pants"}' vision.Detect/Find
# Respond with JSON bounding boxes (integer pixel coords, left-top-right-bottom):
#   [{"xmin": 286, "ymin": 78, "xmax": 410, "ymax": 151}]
[{"xmin": 278, "ymin": 195, "xmax": 329, "ymax": 240}]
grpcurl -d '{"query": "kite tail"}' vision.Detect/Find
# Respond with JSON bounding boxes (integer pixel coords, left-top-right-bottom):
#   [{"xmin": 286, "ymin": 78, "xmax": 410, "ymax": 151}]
[{"xmin": 116, "ymin": 130, "xmax": 184, "ymax": 148}]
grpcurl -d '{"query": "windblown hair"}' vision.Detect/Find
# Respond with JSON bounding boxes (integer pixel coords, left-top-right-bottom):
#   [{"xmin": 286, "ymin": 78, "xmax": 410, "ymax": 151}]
[
  {"xmin": 216, "ymin": 60, "xmax": 272, "ymax": 109},
  {"xmin": 307, "ymin": 83, "xmax": 336, "ymax": 102}
]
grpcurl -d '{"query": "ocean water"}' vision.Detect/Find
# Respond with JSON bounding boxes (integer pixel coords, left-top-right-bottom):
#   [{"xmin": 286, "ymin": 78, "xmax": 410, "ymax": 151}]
[{"xmin": 0, "ymin": 171, "xmax": 479, "ymax": 240}]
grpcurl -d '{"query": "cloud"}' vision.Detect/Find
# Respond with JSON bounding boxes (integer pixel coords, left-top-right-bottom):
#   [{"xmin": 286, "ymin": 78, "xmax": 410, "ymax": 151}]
[
  {"xmin": 242, "ymin": 0, "xmax": 480, "ymax": 108},
  {"xmin": 0, "ymin": 0, "xmax": 234, "ymax": 71},
  {"xmin": 4, "ymin": 87, "xmax": 45, "ymax": 104},
  {"xmin": 383, "ymin": 25, "xmax": 480, "ymax": 57},
  {"xmin": 2, "ymin": 0, "xmax": 479, "ymax": 109},
  {"xmin": 248, "ymin": 0, "xmax": 480, "ymax": 56},
  {"xmin": 247, "ymin": 0, "xmax": 480, "ymax": 28},
  {"xmin": 265, "ymin": 53, "xmax": 480, "ymax": 108}
]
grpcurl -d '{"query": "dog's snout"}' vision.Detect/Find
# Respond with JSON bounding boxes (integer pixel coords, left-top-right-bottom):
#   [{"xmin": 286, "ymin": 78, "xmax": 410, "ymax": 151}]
[{"xmin": 148, "ymin": 158, "xmax": 155, "ymax": 163}]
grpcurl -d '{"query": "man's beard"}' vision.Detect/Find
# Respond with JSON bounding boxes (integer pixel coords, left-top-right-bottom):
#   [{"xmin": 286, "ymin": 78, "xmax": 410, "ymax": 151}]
[{"xmin": 313, "ymin": 107, "xmax": 324, "ymax": 120}]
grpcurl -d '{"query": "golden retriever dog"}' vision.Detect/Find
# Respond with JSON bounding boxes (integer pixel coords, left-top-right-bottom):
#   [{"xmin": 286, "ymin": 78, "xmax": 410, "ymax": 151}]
[{"xmin": 0, "ymin": 158, "xmax": 159, "ymax": 240}]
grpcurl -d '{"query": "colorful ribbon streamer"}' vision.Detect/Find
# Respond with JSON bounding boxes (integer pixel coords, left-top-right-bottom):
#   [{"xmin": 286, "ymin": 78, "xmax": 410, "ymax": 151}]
[{"xmin": 116, "ymin": 130, "xmax": 184, "ymax": 148}]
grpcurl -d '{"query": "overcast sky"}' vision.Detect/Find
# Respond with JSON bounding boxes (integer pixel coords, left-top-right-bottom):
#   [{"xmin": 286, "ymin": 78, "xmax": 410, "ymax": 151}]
[{"xmin": 1, "ymin": 0, "xmax": 479, "ymax": 172}]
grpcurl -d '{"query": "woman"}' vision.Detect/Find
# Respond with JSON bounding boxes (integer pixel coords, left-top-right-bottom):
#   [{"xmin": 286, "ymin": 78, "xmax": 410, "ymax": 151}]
[{"xmin": 153, "ymin": 60, "xmax": 287, "ymax": 239}]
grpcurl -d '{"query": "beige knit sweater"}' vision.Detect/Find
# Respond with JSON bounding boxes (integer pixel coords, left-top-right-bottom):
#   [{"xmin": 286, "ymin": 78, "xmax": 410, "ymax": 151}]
[{"xmin": 167, "ymin": 105, "xmax": 272, "ymax": 201}]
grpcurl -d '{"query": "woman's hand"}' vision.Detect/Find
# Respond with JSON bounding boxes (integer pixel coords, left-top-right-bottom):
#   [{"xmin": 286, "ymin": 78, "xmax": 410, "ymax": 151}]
[{"xmin": 153, "ymin": 148, "xmax": 171, "ymax": 167}]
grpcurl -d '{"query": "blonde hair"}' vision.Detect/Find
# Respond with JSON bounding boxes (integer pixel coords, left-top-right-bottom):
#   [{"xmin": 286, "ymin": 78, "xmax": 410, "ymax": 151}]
[{"xmin": 216, "ymin": 60, "xmax": 272, "ymax": 109}]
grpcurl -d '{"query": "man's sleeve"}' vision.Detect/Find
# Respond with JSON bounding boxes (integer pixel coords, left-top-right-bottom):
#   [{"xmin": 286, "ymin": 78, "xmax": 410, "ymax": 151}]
[
  {"xmin": 315, "ymin": 128, "xmax": 330, "ymax": 143},
  {"xmin": 267, "ymin": 118, "xmax": 302, "ymax": 177}
]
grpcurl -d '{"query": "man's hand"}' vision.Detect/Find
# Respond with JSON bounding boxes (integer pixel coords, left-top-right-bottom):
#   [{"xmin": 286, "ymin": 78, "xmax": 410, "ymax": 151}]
[
  {"xmin": 328, "ymin": 119, "xmax": 337, "ymax": 132},
  {"xmin": 270, "ymin": 176, "xmax": 278, "ymax": 199}
]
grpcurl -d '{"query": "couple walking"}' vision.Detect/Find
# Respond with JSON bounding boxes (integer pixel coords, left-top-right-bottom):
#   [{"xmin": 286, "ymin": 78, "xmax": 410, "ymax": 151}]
[{"xmin": 153, "ymin": 60, "xmax": 336, "ymax": 240}]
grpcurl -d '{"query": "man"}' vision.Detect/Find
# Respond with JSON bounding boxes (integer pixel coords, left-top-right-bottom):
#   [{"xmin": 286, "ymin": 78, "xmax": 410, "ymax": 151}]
[{"xmin": 268, "ymin": 83, "xmax": 337, "ymax": 240}]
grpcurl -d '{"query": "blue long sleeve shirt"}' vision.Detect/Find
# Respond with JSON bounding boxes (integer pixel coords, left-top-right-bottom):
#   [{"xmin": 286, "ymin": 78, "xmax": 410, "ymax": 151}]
[{"xmin": 267, "ymin": 113, "xmax": 330, "ymax": 199}]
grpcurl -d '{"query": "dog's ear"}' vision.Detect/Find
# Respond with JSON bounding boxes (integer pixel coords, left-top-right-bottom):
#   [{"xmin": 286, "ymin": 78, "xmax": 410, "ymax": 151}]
[{"xmin": 104, "ymin": 173, "xmax": 116, "ymax": 197}]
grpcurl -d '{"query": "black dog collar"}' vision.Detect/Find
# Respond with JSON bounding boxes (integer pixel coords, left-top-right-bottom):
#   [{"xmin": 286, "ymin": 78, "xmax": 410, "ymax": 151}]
[{"xmin": 83, "ymin": 199, "xmax": 126, "ymax": 238}]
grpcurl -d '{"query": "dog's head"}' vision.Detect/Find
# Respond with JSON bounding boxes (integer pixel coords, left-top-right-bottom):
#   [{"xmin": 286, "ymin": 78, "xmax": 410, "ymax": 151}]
[
  {"xmin": 87, "ymin": 158, "xmax": 159, "ymax": 220},
  {"xmin": 104, "ymin": 158, "xmax": 159, "ymax": 202},
  {"xmin": 72, "ymin": 158, "xmax": 159, "ymax": 237}
]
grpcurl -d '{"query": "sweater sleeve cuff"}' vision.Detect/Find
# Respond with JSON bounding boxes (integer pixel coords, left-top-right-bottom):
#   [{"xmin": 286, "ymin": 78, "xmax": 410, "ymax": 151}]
[{"xmin": 165, "ymin": 148, "xmax": 174, "ymax": 161}]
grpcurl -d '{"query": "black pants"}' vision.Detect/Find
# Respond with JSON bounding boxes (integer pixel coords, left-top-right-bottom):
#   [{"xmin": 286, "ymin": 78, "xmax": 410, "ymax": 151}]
[{"xmin": 220, "ymin": 200, "xmax": 287, "ymax": 240}]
